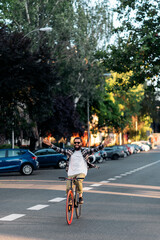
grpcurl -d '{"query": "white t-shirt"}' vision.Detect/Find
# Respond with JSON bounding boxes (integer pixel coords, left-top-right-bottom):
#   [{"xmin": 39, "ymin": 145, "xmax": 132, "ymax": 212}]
[{"xmin": 68, "ymin": 150, "xmax": 88, "ymax": 176}]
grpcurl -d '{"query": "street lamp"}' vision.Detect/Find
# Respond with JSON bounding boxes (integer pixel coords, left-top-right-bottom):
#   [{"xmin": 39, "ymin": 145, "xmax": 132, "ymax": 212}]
[
  {"xmin": 103, "ymin": 73, "xmax": 111, "ymax": 77},
  {"xmin": 11, "ymin": 27, "xmax": 52, "ymax": 149},
  {"xmin": 22, "ymin": 27, "xmax": 52, "ymax": 39}
]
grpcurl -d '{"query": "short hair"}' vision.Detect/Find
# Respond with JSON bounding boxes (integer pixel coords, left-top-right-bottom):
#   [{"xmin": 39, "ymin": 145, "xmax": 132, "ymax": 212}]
[{"xmin": 74, "ymin": 137, "xmax": 82, "ymax": 142}]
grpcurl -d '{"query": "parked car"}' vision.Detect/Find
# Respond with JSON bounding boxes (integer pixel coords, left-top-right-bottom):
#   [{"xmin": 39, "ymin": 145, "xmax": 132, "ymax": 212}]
[
  {"xmin": 121, "ymin": 145, "xmax": 130, "ymax": 156},
  {"xmin": 139, "ymin": 141, "xmax": 152, "ymax": 149},
  {"xmin": 124, "ymin": 144, "xmax": 134, "ymax": 155},
  {"xmin": 131, "ymin": 142, "xmax": 150, "ymax": 152},
  {"xmin": 140, "ymin": 144, "xmax": 150, "ymax": 152},
  {"xmin": 131, "ymin": 144, "xmax": 141, "ymax": 153},
  {"xmin": 103, "ymin": 147, "xmax": 124, "ymax": 160},
  {"xmin": 89, "ymin": 151, "xmax": 104, "ymax": 163},
  {"xmin": 99, "ymin": 150, "xmax": 108, "ymax": 161},
  {"xmin": 111, "ymin": 146, "xmax": 127, "ymax": 157},
  {"xmin": 34, "ymin": 148, "xmax": 67, "ymax": 169},
  {"xmin": 0, "ymin": 149, "xmax": 39, "ymax": 175}
]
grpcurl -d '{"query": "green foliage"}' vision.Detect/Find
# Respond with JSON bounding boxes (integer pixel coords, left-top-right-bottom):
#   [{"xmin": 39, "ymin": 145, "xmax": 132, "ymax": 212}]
[
  {"xmin": 0, "ymin": 26, "xmax": 54, "ymax": 138},
  {"xmin": 99, "ymin": 0, "xmax": 160, "ymax": 88},
  {"xmin": 0, "ymin": 144, "xmax": 19, "ymax": 149},
  {"xmin": 95, "ymin": 0, "xmax": 160, "ymax": 134},
  {"xmin": 0, "ymin": 0, "xmax": 117, "ymax": 142}
]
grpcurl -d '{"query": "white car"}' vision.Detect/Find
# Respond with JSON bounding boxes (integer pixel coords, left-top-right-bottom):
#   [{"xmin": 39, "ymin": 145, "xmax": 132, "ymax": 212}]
[
  {"xmin": 132, "ymin": 142, "xmax": 150, "ymax": 152},
  {"xmin": 141, "ymin": 144, "xmax": 150, "ymax": 151}
]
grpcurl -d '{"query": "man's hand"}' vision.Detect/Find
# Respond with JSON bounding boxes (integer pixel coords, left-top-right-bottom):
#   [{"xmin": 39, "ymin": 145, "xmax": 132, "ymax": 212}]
[
  {"xmin": 95, "ymin": 165, "xmax": 100, "ymax": 169},
  {"xmin": 43, "ymin": 139, "xmax": 52, "ymax": 147}
]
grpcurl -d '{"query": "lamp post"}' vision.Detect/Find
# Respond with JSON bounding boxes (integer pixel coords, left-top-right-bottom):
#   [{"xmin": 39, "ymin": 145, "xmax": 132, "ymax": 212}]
[
  {"xmin": 11, "ymin": 27, "xmax": 52, "ymax": 149},
  {"xmin": 87, "ymin": 98, "xmax": 90, "ymax": 148},
  {"xmin": 23, "ymin": 27, "xmax": 52, "ymax": 39}
]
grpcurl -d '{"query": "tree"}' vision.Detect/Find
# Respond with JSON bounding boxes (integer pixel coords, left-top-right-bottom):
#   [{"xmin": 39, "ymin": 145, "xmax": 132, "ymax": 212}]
[
  {"xmin": 0, "ymin": 25, "xmax": 55, "ymax": 146},
  {"xmin": 0, "ymin": 26, "xmax": 87, "ymax": 147},
  {"xmin": 95, "ymin": 0, "xmax": 160, "ymax": 134},
  {"xmin": 40, "ymin": 96, "xmax": 84, "ymax": 142},
  {"xmin": 97, "ymin": 0, "xmax": 160, "ymax": 88},
  {"xmin": 89, "ymin": 71, "xmax": 145, "ymax": 142},
  {"xmin": 0, "ymin": 0, "xmax": 114, "ymax": 142},
  {"xmin": 0, "ymin": 0, "xmax": 112, "ymax": 101}
]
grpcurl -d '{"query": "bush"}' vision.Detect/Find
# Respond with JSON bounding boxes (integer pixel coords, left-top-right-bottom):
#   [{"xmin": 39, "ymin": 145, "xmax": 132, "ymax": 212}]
[{"xmin": 0, "ymin": 144, "xmax": 19, "ymax": 149}]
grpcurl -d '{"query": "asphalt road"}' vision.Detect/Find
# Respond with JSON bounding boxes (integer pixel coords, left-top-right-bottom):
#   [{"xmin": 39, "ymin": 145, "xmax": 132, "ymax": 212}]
[{"xmin": 0, "ymin": 146, "xmax": 160, "ymax": 240}]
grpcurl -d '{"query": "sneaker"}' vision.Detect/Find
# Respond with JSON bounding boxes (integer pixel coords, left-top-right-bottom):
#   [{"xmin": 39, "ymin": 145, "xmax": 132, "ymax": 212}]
[{"xmin": 79, "ymin": 197, "xmax": 84, "ymax": 204}]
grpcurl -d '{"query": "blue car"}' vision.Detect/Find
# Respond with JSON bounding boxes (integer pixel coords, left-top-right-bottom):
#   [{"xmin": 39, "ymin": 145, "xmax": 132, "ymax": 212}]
[
  {"xmin": 34, "ymin": 148, "xmax": 67, "ymax": 169},
  {"xmin": 0, "ymin": 149, "xmax": 39, "ymax": 175}
]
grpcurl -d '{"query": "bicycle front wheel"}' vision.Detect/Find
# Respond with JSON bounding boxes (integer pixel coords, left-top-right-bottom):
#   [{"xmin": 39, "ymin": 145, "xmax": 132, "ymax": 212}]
[
  {"xmin": 66, "ymin": 190, "xmax": 74, "ymax": 225},
  {"xmin": 75, "ymin": 188, "xmax": 81, "ymax": 219}
]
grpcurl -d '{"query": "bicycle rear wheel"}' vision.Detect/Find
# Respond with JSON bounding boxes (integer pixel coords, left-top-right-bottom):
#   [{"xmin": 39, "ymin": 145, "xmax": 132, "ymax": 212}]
[
  {"xmin": 75, "ymin": 187, "xmax": 81, "ymax": 219},
  {"xmin": 66, "ymin": 190, "xmax": 74, "ymax": 225}
]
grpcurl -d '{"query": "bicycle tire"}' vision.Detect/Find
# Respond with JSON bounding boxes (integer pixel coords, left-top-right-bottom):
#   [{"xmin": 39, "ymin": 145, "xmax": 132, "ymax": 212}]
[
  {"xmin": 66, "ymin": 190, "xmax": 74, "ymax": 225},
  {"xmin": 75, "ymin": 187, "xmax": 81, "ymax": 219}
]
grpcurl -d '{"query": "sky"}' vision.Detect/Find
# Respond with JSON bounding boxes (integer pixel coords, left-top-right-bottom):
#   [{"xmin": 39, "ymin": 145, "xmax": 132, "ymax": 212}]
[{"xmin": 91, "ymin": 0, "xmax": 120, "ymax": 27}]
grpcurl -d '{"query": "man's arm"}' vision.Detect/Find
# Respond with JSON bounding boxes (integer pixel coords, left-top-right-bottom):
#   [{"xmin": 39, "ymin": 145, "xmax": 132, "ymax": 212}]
[
  {"xmin": 87, "ymin": 143, "xmax": 104, "ymax": 154},
  {"xmin": 43, "ymin": 139, "xmax": 70, "ymax": 155}
]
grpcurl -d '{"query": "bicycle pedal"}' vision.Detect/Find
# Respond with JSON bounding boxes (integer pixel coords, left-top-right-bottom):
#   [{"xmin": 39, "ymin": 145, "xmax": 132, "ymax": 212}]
[{"xmin": 68, "ymin": 205, "xmax": 72, "ymax": 211}]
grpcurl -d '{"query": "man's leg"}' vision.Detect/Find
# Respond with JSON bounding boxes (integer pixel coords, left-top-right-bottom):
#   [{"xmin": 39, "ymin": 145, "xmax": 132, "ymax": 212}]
[
  {"xmin": 66, "ymin": 175, "xmax": 75, "ymax": 194},
  {"xmin": 75, "ymin": 173, "xmax": 86, "ymax": 203}
]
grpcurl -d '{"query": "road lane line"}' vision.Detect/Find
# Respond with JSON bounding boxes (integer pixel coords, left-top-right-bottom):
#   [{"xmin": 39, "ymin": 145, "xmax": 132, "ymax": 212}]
[
  {"xmin": 90, "ymin": 183, "xmax": 102, "ymax": 187},
  {"xmin": 27, "ymin": 204, "xmax": 49, "ymax": 210},
  {"xmin": 0, "ymin": 214, "xmax": 25, "ymax": 221},
  {"xmin": 48, "ymin": 197, "xmax": 66, "ymax": 202},
  {"xmin": 86, "ymin": 189, "xmax": 160, "ymax": 199},
  {"xmin": 83, "ymin": 187, "xmax": 93, "ymax": 190},
  {"xmin": 100, "ymin": 181, "xmax": 110, "ymax": 183}
]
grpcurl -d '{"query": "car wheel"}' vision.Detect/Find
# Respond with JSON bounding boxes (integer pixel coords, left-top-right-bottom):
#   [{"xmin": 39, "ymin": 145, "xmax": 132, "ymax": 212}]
[
  {"xmin": 58, "ymin": 160, "xmax": 67, "ymax": 169},
  {"xmin": 20, "ymin": 164, "xmax": 33, "ymax": 175},
  {"xmin": 111, "ymin": 154, "xmax": 119, "ymax": 160},
  {"xmin": 89, "ymin": 155, "xmax": 96, "ymax": 164},
  {"xmin": 97, "ymin": 157, "xmax": 103, "ymax": 163}
]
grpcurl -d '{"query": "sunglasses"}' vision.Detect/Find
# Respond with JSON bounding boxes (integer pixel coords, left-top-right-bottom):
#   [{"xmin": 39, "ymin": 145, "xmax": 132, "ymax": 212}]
[{"xmin": 74, "ymin": 142, "xmax": 81, "ymax": 144}]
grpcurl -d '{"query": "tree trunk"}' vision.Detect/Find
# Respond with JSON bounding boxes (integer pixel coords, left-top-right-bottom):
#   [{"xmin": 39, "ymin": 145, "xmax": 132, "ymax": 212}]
[{"xmin": 0, "ymin": 134, "xmax": 6, "ymax": 145}]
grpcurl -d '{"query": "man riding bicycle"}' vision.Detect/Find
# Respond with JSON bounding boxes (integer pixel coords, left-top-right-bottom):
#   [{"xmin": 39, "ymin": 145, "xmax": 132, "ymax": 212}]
[{"xmin": 43, "ymin": 137, "xmax": 103, "ymax": 204}]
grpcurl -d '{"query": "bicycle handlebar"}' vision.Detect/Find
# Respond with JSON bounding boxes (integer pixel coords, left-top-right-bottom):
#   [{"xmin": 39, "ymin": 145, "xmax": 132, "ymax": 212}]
[
  {"xmin": 59, "ymin": 177, "xmax": 66, "ymax": 180},
  {"xmin": 59, "ymin": 177, "xmax": 84, "ymax": 181}
]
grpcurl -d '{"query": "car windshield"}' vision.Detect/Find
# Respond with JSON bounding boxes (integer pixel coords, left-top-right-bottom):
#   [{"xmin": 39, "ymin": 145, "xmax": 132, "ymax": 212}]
[
  {"xmin": 0, "ymin": 150, "xmax": 6, "ymax": 158},
  {"xmin": 35, "ymin": 149, "xmax": 57, "ymax": 156},
  {"xmin": 8, "ymin": 149, "xmax": 26, "ymax": 157}
]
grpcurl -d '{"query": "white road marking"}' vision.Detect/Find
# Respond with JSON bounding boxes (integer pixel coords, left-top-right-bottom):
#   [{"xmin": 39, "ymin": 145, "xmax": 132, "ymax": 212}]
[
  {"xmin": 100, "ymin": 181, "xmax": 110, "ymax": 183},
  {"xmin": 49, "ymin": 197, "xmax": 66, "ymax": 202},
  {"xmin": 0, "ymin": 214, "xmax": 25, "ymax": 221},
  {"xmin": 27, "ymin": 204, "xmax": 49, "ymax": 210},
  {"xmin": 90, "ymin": 183, "xmax": 102, "ymax": 187},
  {"xmin": 107, "ymin": 160, "xmax": 160, "ymax": 181},
  {"xmin": 83, "ymin": 187, "xmax": 93, "ymax": 190},
  {"xmin": 129, "ymin": 170, "xmax": 136, "ymax": 173}
]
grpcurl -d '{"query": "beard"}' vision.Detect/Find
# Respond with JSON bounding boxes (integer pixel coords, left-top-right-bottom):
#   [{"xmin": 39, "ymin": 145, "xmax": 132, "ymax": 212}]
[{"xmin": 74, "ymin": 146, "xmax": 81, "ymax": 151}]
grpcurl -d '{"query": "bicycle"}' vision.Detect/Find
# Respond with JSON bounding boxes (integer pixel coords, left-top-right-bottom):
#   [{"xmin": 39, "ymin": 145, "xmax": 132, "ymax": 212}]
[{"xmin": 59, "ymin": 176, "xmax": 84, "ymax": 225}]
